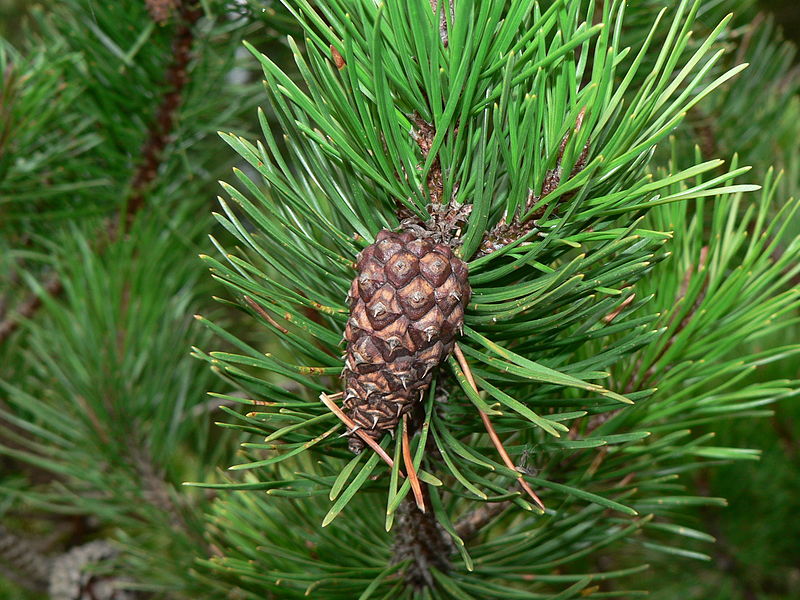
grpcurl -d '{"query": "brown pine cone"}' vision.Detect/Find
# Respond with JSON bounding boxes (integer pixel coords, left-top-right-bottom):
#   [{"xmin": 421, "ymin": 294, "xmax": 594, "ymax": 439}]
[{"xmin": 343, "ymin": 230, "xmax": 470, "ymax": 452}]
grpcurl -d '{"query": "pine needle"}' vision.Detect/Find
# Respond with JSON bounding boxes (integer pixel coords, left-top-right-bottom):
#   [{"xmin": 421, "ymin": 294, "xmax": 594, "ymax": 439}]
[
  {"xmin": 453, "ymin": 343, "xmax": 546, "ymax": 510},
  {"xmin": 319, "ymin": 392, "xmax": 395, "ymax": 469},
  {"xmin": 402, "ymin": 413, "xmax": 425, "ymax": 513}
]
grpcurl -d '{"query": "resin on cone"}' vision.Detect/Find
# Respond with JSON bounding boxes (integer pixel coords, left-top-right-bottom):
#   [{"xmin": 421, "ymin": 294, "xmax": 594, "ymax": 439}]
[{"xmin": 343, "ymin": 230, "xmax": 470, "ymax": 452}]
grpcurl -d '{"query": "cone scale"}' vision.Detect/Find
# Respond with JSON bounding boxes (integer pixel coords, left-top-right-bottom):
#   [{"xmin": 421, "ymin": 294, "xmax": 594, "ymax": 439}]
[{"xmin": 343, "ymin": 230, "xmax": 471, "ymax": 452}]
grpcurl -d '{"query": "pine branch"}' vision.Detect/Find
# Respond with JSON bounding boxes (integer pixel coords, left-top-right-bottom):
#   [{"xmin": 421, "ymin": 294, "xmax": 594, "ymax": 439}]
[
  {"xmin": 0, "ymin": 3, "xmax": 201, "ymax": 347},
  {"xmin": 198, "ymin": 3, "xmax": 800, "ymax": 597},
  {"xmin": 125, "ymin": 1, "xmax": 202, "ymax": 225},
  {"xmin": 478, "ymin": 109, "xmax": 589, "ymax": 257},
  {"xmin": 0, "ymin": 523, "xmax": 137, "ymax": 599},
  {"xmin": 560, "ymin": 246, "xmax": 711, "ymax": 473},
  {"xmin": 411, "ymin": 114, "xmax": 444, "ymax": 207},
  {"xmin": 429, "ymin": 0, "xmax": 453, "ymax": 48},
  {"xmin": 454, "ymin": 499, "xmax": 510, "ymax": 541},
  {"xmin": 49, "ymin": 540, "xmax": 134, "ymax": 600},
  {"xmin": 0, "ymin": 237, "xmax": 29, "ymax": 324},
  {"xmin": 399, "ymin": 114, "xmax": 473, "ymax": 245},
  {"xmin": 391, "ymin": 491, "xmax": 453, "ymax": 589}
]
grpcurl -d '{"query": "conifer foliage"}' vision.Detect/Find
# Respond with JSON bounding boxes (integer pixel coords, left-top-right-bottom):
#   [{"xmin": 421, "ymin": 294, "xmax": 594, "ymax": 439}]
[
  {"xmin": 196, "ymin": 0, "xmax": 800, "ymax": 597},
  {"xmin": 0, "ymin": 1, "xmax": 799, "ymax": 599}
]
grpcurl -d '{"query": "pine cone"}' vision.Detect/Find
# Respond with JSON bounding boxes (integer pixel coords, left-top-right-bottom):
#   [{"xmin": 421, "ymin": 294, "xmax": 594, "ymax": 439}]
[{"xmin": 343, "ymin": 230, "xmax": 470, "ymax": 452}]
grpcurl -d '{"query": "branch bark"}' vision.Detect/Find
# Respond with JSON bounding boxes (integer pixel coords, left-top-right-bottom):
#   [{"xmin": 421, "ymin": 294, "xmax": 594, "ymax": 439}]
[
  {"xmin": 454, "ymin": 500, "xmax": 510, "ymax": 541},
  {"xmin": 125, "ymin": 2, "xmax": 201, "ymax": 225},
  {"xmin": 391, "ymin": 491, "xmax": 453, "ymax": 589},
  {"xmin": 479, "ymin": 109, "xmax": 589, "ymax": 257}
]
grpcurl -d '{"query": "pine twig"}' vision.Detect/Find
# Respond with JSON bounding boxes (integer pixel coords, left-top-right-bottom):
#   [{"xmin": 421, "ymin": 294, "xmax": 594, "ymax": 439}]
[
  {"xmin": 454, "ymin": 499, "xmax": 511, "ymax": 541},
  {"xmin": 126, "ymin": 2, "xmax": 202, "ymax": 225},
  {"xmin": 0, "ymin": 4, "xmax": 202, "ymax": 347},
  {"xmin": 145, "ymin": 0, "xmax": 179, "ymax": 24},
  {"xmin": 559, "ymin": 249, "xmax": 710, "ymax": 474},
  {"xmin": 429, "ymin": 0, "xmax": 454, "ymax": 47},
  {"xmin": 391, "ymin": 490, "xmax": 453, "ymax": 589},
  {"xmin": 0, "ymin": 245, "xmax": 27, "ymax": 323},
  {"xmin": 410, "ymin": 114, "xmax": 445, "ymax": 208},
  {"xmin": 453, "ymin": 344, "xmax": 545, "ymax": 510},
  {"xmin": 49, "ymin": 539, "xmax": 135, "ymax": 600},
  {"xmin": 479, "ymin": 108, "xmax": 589, "ymax": 257},
  {"xmin": 399, "ymin": 112, "xmax": 472, "ymax": 247}
]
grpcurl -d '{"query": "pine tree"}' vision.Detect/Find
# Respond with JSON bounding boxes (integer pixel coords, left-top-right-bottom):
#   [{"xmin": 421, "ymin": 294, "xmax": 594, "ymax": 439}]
[{"xmin": 1, "ymin": 1, "xmax": 799, "ymax": 599}]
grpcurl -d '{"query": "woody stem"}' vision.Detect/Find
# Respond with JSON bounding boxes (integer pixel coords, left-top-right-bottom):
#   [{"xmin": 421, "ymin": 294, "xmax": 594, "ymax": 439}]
[{"xmin": 391, "ymin": 488, "xmax": 452, "ymax": 589}]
